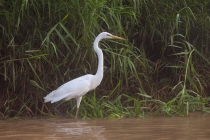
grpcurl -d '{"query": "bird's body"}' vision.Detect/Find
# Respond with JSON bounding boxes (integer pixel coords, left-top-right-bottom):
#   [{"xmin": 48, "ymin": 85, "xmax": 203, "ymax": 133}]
[
  {"xmin": 44, "ymin": 32, "xmax": 124, "ymax": 118},
  {"xmin": 44, "ymin": 74, "xmax": 94, "ymax": 103}
]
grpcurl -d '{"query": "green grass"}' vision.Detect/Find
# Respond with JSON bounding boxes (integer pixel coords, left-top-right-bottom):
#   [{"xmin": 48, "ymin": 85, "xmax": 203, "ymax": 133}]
[{"xmin": 0, "ymin": 0, "xmax": 210, "ymax": 119}]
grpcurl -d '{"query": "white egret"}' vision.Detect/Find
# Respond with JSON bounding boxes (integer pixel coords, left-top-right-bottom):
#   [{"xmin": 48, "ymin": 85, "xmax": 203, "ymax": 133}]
[{"xmin": 44, "ymin": 32, "xmax": 124, "ymax": 118}]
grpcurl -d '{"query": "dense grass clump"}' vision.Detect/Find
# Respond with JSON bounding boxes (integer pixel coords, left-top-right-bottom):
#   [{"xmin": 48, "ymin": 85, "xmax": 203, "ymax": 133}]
[{"xmin": 0, "ymin": 0, "xmax": 210, "ymax": 119}]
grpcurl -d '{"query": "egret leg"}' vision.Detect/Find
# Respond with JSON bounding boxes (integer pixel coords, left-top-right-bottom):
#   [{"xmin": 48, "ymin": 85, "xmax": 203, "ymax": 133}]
[
  {"xmin": 54, "ymin": 100, "xmax": 68, "ymax": 118},
  {"xmin": 75, "ymin": 97, "xmax": 82, "ymax": 118},
  {"xmin": 75, "ymin": 108, "xmax": 79, "ymax": 118}
]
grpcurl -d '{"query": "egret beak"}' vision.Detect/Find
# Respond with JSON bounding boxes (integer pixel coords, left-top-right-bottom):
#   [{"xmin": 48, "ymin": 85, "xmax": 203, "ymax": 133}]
[{"xmin": 111, "ymin": 35, "xmax": 125, "ymax": 40}]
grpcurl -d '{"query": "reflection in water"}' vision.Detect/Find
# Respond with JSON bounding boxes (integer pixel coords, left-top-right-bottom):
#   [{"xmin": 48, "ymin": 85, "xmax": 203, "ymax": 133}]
[
  {"xmin": 44, "ymin": 121, "xmax": 105, "ymax": 139},
  {"xmin": 0, "ymin": 113, "xmax": 210, "ymax": 140}
]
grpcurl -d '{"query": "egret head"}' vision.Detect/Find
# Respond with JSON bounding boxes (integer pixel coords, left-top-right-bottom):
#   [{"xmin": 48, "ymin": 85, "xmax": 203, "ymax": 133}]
[{"xmin": 98, "ymin": 32, "xmax": 125, "ymax": 40}]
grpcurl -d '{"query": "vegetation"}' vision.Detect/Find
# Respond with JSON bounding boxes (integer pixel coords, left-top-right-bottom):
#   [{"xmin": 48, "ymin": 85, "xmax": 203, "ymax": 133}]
[{"xmin": 0, "ymin": 0, "xmax": 210, "ymax": 119}]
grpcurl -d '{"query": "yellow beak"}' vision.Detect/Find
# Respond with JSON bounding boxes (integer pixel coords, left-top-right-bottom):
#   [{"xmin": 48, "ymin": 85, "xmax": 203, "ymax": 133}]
[{"xmin": 111, "ymin": 35, "xmax": 125, "ymax": 40}]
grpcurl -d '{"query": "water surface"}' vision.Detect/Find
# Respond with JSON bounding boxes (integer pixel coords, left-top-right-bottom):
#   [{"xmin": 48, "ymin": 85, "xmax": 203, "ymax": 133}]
[{"xmin": 0, "ymin": 113, "xmax": 209, "ymax": 140}]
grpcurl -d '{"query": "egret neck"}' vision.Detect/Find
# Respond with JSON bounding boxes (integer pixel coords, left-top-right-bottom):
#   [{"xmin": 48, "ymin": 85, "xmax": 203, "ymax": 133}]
[{"xmin": 93, "ymin": 37, "xmax": 104, "ymax": 86}]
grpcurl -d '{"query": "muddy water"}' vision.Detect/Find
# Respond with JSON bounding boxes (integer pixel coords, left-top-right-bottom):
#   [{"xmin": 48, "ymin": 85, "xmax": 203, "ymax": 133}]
[{"xmin": 0, "ymin": 113, "xmax": 210, "ymax": 140}]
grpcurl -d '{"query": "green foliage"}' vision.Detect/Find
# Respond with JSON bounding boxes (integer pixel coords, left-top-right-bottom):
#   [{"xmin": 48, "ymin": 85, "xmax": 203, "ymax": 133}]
[{"xmin": 0, "ymin": 0, "xmax": 210, "ymax": 119}]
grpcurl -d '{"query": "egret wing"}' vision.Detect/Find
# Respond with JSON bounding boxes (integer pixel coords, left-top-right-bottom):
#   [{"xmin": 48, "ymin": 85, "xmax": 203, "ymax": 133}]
[{"xmin": 45, "ymin": 75, "xmax": 92, "ymax": 103}]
